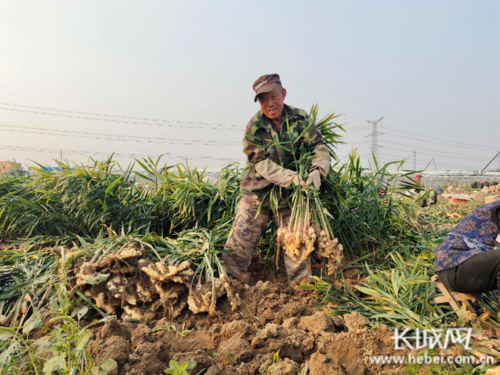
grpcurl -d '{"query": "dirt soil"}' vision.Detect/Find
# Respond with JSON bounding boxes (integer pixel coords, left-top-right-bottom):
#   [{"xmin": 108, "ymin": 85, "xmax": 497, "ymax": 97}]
[{"xmin": 82, "ymin": 259, "xmax": 409, "ymax": 375}]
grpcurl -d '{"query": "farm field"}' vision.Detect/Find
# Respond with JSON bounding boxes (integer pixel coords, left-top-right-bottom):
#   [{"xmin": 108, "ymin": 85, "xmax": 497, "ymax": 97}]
[
  {"xmin": 1, "ymin": 0, "xmax": 499, "ymax": 373},
  {"xmin": 0, "ymin": 115, "xmax": 498, "ymax": 374}
]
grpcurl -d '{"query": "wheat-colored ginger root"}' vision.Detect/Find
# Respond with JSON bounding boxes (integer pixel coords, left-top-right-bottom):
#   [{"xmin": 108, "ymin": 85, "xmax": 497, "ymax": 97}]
[
  {"xmin": 75, "ymin": 262, "xmax": 98, "ymax": 286},
  {"xmin": 115, "ymin": 247, "xmax": 143, "ymax": 260},
  {"xmin": 187, "ymin": 278, "xmax": 226, "ymax": 315},
  {"xmin": 107, "ymin": 275, "xmax": 139, "ymax": 305},
  {"xmin": 138, "ymin": 259, "xmax": 193, "ymax": 283},
  {"xmin": 134, "ymin": 278, "xmax": 154, "ymax": 303},
  {"xmin": 86, "ymin": 285, "xmax": 116, "ymax": 315},
  {"xmin": 221, "ymin": 273, "xmax": 242, "ymax": 311},
  {"xmin": 121, "ymin": 302, "xmax": 160, "ymax": 321},
  {"xmin": 326, "ymin": 243, "xmax": 344, "ymax": 276}
]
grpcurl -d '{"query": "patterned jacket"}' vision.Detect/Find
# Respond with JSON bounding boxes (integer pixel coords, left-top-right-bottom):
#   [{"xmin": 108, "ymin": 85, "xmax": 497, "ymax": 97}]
[
  {"xmin": 434, "ymin": 201, "xmax": 500, "ymax": 272},
  {"xmin": 240, "ymin": 104, "xmax": 330, "ymax": 204}
]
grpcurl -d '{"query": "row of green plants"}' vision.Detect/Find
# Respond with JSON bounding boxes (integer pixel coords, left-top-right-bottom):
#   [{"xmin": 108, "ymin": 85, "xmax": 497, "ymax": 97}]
[
  {"xmin": 0, "ymin": 157, "xmax": 240, "ymax": 242},
  {"xmin": 0, "ymin": 158, "xmax": 420, "ymax": 254},
  {"xmin": 0, "ymin": 154, "xmax": 424, "ymax": 312}
]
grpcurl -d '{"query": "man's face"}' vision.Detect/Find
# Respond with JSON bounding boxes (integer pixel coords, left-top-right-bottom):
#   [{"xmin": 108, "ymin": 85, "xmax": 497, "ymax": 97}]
[{"xmin": 257, "ymin": 85, "xmax": 287, "ymax": 123}]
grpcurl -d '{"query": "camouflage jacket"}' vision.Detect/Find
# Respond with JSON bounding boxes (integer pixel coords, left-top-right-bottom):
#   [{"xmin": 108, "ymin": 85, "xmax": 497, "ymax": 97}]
[{"xmin": 240, "ymin": 104, "xmax": 330, "ymax": 205}]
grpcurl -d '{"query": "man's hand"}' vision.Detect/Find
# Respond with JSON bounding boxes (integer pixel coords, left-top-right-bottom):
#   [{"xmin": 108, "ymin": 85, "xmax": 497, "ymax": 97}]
[
  {"xmin": 292, "ymin": 175, "xmax": 306, "ymax": 187},
  {"xmin": 306, "ymin": 170, "xmax": 322, "ymax": 190}
]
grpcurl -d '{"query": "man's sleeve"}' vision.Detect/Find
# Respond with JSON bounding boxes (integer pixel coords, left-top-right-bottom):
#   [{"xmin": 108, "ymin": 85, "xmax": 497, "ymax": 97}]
[
  {"xmin": 255, "ymin": 159, "xmax": 297, "ymax": 188},
  {"xmin": 243, "ymin": 125, "xmax": 296, "ymax": 187},
  {"xmin": 243, "ymin": 127, "xmax": 267, "ymax": 164},
  {"xmin": 300, "ymin": 115, "xmax": 331, "ymax": 180}
]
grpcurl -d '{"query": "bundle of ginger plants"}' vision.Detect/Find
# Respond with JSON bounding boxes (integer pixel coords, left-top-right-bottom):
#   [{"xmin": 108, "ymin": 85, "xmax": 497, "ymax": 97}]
[
  {"xmin": 276, "ymin": 171, "xmax": 344, "ymax": 275},
  {"xmin": 263, "ymin": 107, "xmax": 345, "ymax": 275}
]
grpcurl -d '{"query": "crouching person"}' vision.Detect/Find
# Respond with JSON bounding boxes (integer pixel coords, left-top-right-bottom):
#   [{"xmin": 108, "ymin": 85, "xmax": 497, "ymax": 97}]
[{"xmin": 434, "ymin": 201, "xmax": 500, "ymax": 297}]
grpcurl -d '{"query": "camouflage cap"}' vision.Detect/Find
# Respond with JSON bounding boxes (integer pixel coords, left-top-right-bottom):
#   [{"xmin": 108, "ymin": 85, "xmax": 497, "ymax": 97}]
[{"xmin": 253, "ymin": 73, "xmax": 281, "ymax": 102}]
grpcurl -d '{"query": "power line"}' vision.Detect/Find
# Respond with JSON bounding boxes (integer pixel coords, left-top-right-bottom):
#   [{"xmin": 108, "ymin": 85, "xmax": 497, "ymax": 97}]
[
  {"xmin": 346, "ymin": 127, "xmax": 371, "ymax": 131},
  {"xmin": 0, "ymin": 106, "xmax": 242, "ymax": 132},
  {"xmin": 3, "ymin": 99, "xmax": 494, "ymax": 168},
  {"xmin": 382, "ymin": 130, "xmax": 495, "ymax": 152},
  {"xmin": 381, "ymin": 148, "xmax": 480, "ymax": 169},
  {"xmin": 382, "ymin": 146, "xmax": 483, "ymax": 167},
  {"xmin": 340, "ymin": 140, "xmax": 369, "ymax": 145},
  {"xmin": 353, "ymin": 124, "xmax": 497, "ymax": 152},
  {"xmin": 0, "ymin": 101, "xmax": 242, "ymax": 129},
  {"xmin": 381, "ymin": 146, "xmax": 482, "ymax": 166},
  {"xmin": 0, "ymin": 90, "xmax": 248, "ymax": 120},
  {"xmin": 429, "ymin": 160, "xmax": 477, "ymax": 170},
  {"xmin": 381, "ymin": 141, "xmax": 491, "ymax": 161},
  {"xmin": 379, "ymin": 152, "xmax": 410, "ymax": 161},
  {"xmin": 0, "ymin": 144, "xmax": 237, "ymax": 162},
  {"xmin": 0, "ymin": 123, "xmax": 241, "ymax": 146},
  {"xmin": 383, "ymin": 126, "xmax": 498, "ymax": 151},
  {"xmin": 0, "ymin": 144, "xmax": 157, "ymax": 159},
  {"xmin": 379, "ymin": 153, "xmax": 477, "ymax": 170},
  {"xmin": 379, "ymin": 152, "xmax": 412, "ymax": 161}
]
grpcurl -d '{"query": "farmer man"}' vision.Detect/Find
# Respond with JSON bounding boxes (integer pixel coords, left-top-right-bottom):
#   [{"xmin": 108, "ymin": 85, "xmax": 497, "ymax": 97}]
[
  {"xmin": 222, "ymin": 73, "xmax": 331, "ymax": 283},
  {"xmin": 434, "ymin": 201, "xmax": 500, "ymax": 297}
]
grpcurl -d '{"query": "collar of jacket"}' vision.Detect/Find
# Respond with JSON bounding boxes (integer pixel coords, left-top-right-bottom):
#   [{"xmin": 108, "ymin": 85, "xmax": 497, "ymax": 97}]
[{"xmin": 249, "ymin": 104, "xmax": 305, "ymax": 135}]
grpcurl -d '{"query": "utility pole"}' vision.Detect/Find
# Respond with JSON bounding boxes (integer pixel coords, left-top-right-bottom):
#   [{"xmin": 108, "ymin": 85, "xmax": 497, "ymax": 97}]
[
  {"xmin": 413, "ymin": 151, "xmax": 416, "ymax": 171},
  {"xmin": 60, "ymin": 149, "xmax": 63, "ymax": 163},
  {"xmin": 424, "ymin": 157, "xmax": 434, "ymax": 171},
  {"xmin": 479, "ymin": 151, "xmax": 500, "ymax": 175},
  {"xmin": 366, "ymin": 117, "xmax": 384, "ymax": 160},
  {"xmin": 424, "ymin": 158, "xmax": 438, "ymax": 171}
]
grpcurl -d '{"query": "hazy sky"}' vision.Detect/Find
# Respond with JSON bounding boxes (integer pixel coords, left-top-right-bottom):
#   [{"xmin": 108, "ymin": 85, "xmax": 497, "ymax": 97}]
[{"xmin": 0, "ymin": 1, "xmax": 499, "ymax": 172}]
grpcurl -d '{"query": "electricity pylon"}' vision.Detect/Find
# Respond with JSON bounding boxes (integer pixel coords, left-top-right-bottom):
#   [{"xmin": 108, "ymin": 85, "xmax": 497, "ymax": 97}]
[{"xmin": 366, "ymin": 117, "xmax": 384, "ymax": 160}]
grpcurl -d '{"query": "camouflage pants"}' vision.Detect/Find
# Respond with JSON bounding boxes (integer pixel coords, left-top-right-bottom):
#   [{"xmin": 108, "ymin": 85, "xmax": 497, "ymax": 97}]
[{"xmin": 223, "ymin": 200, "xmax": 311, "ymax": 283}]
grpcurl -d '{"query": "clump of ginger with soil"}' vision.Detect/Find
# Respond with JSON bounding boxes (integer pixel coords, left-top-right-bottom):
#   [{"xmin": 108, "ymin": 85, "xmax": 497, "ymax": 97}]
[
  {"xmin": 81, "ymin": 264, "xmax": 409, "ymax": 375},
  {"xmin": 73, "ymin": 246, "xmax": 242, "ymax": 321}
]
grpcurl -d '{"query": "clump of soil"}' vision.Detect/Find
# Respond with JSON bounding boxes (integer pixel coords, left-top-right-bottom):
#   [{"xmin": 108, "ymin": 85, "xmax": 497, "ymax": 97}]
[{"xmin": 84, "ymin": 259, "xmax": 408, "ymax": 375}]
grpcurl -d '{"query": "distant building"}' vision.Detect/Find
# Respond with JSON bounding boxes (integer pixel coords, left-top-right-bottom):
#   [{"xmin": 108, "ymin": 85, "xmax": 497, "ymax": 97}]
[{"xmin": 0, "ymin": 161, "xmax": 24, "ymax": 175}]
